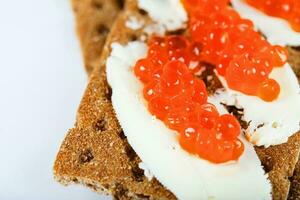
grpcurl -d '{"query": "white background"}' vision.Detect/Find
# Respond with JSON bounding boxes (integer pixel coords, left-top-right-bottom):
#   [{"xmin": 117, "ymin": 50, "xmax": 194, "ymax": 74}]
[{"xmin": 0, "ymin": 0, "xmax": 110, "ymax": 199}]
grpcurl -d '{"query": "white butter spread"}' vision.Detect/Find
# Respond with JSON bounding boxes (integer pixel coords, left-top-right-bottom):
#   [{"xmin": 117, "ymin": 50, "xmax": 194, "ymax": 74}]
[
  {"xmin": 137, "ymin": 0, "xmax": 187, "ymax": 31},
  {"xmin": 144, "ymin": 24, "xmax": 167, "ymax": 36},
  {"xmin": 139, "ymin": 162, "xmax": 154, "ymax": 181},
  {"xmin": 232, "ymin": 0, "xmax": 300, "ymax": 46},
  {"xmin": 106, "ymin": 41, "xmax": 271, "ymax": 199},
  {"xmin": 126, "ymin": 16, "xmax": 144, "ymax": 30},
  {"xmin": 212, "ymin": 65, "xmax": 300, "ymax": 147}
]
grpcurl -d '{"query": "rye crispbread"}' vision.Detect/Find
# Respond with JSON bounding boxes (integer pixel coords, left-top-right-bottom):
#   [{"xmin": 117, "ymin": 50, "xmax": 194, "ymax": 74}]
[
  {"xmin": 289, "ymin": 159, "xmax": 300, "ymax": 200},
  {"xmin": 54, "ymin": 1, "xmax": 300, "ymax": 199},
  {"xmin": 287, "ymin": 47, "xmax": 300, "ymax": 200},
  {"xmin": 71, "ymin": 0, "xmax": 123, "ymax": 74}
]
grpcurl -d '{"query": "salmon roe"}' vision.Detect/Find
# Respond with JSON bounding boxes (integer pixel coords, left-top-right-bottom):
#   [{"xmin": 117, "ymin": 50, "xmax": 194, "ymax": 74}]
[
  {"xmin": 246, "ymin": 0, "xmax": 300, "ymax": 32},
  {"xmin": 134, "ymin": 36, "xmax": 244, "ymax": 163},
  {"xmin": 184, "ymin": 0, "xmax": 288, "ymax": 101},
  {"xmin": 133, "ymin": 0, "xmax": 289, "ymax": 163}
]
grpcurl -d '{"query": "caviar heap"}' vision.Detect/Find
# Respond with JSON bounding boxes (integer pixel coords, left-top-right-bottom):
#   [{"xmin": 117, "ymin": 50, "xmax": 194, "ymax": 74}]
[
  {"xmin": 246, "ymin": 0, "xmax": 300, "ymax": 32},
  {"xmin": 134, "ymin": 36, "xmax": 244, "ymax": 163},
  {"xmin": 133, "ymin": 0, "xmax": 289, "ymax": 163},
  {"xmin": 184, "ymin": 0, "xmax": 288, "ymax": 101}
]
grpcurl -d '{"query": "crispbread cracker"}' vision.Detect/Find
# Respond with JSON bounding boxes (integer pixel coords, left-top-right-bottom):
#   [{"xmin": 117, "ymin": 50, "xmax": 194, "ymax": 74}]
[
  {"xmin": 55, "ymin": 1, "xmax": 175, "ymax": 199},
  {"xmin": 71, "ymin": 0, "xmax": 123, "ymax": 74},
  {"xmin": 289, "ymin": 159, "xmax": 300, "ymax": 200},
  {"xmin": 54, "ymin": 0, "xmax": 300, "ymax": 199},
  {"xmin": 287, "ymin": 47, "xmax": 300, "ymax": 200}
]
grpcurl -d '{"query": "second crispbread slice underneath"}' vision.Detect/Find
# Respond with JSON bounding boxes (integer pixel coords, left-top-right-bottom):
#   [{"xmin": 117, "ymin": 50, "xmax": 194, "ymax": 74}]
[
  {"xmin": 71, "ymin": 0, "xmax": 123, "ymax": 74},
  {"xmin": 54, "ymin": 0, "xmax": 300, "ymax": 199}
]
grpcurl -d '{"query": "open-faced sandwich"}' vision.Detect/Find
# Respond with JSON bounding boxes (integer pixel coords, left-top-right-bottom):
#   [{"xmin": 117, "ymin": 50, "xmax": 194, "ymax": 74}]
[{"xmin": 54, "ymin": 0, "xmax": 300, "ymax": 199}]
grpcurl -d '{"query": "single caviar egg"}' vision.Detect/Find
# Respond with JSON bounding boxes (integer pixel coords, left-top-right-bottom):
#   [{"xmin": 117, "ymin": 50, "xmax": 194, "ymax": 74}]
[
  {"xmin": 271, "ymin": 45, "xmax": 289, "ymax": 67},
  {"xmin": 216, "ymin": 114, "xmax": 241, "ymax": 140},
  {"xmin": 179, "ymin": 124, "xmax": 199, "ymax": 154},
  {"xmin": 258, "ymin": 78, "xmax": 280, "ymax": 102}
]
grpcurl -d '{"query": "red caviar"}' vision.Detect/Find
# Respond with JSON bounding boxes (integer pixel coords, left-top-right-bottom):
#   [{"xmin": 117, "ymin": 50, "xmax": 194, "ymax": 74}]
[
  {"xmin": 183, "ymin": 0, "xmax": 288, "ymax": 101},
  {"xmin": 134, "ymin": 36, "xmax": 244, "ymax": 163},
  {"xmin": 133, "ymin": 0, "xmax": 290, "ymax": 163},
  {"xmin": 246, "ymin": 0, "xmax": 300, "ymax": 32}
]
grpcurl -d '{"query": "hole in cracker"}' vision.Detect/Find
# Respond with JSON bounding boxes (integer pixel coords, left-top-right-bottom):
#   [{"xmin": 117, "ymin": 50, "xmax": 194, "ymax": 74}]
[
  {"xmin": 291, "ymin": 46, "xmax": 300, "ymax": 51},
  {"xmin": 72, "ymin": 178, "xmax": 78, "ymax": 183},
  {"xmin": 261, "ymin": 160, "xmax": 273, "ymax": 174},
  {"xmin": 138, "ymin": 8, "xmax": 148, "ymax": 16},
  {"xmin": 136, "ymin": 194, "xmax": 151, "ymax": 199},
  {"xmin": 103, "ymin": 184, "xmax": 109, "ymax": 190},
  {"xmin": 105, "ymin": 86, "xmax": 112, "ymax": 101},
  {"xmin": 91, "ymin": 1, "xmax": 103, "ymax": 9},
  {"xmin": 113, "ymin": 183, "xmax": 129, "ymax": 199},
  {"xmin": 167, "ymin": 28, "xmax": 186, "ymax": 36},
  {"xmin": 79, "ymin": 148, "xmax": 94, "ymax": 164},
  {"xmin": 93, "ymin": 118, "xmax": 107, "ymax": 132},
  {"xmin": 132, "ymin": 165, "xmax": 145, "ymax": 182},
  {"xmin": 96, "ymin": 24, "xmax": 109, "ymax": 36},
  {"xmin": 86, "ymin": 183, "xmax": 97, "ymax": 191},
  {"xmin": 130, "ymin": 34, "xmax": 138, "ymax": 41},
  {"xmin": 116, "ymin": 0, "xmax": 125, "ymax": 9}
]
